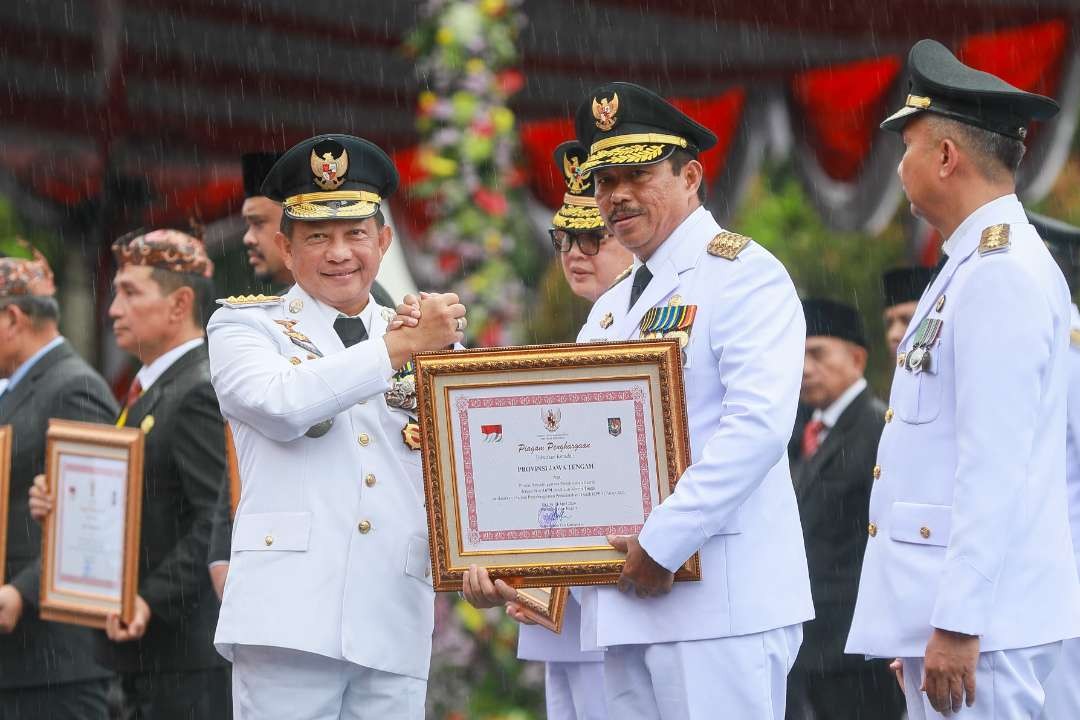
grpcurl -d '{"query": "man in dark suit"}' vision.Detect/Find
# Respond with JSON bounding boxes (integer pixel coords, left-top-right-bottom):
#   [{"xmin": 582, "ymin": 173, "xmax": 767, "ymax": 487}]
[
  {"xmin": 0, "ymin": 248, "xmax": 117, "ymax": 718},
  {"xmin": 32, "ymin": 229, "xmax": 229, "ymax": 719},
  {"xmin": 786, "ymin": 299, "xmax": 904, "ymax": 720}
]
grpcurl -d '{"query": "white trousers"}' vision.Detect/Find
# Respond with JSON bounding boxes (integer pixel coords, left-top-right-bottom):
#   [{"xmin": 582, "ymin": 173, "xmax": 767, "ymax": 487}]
[
  {"xmin": 546, "ymin": 660, "xmax": 608, "ymax": 720},
  {"xmin": 231, "ymin": 644, "xmax": 426, "ymax": 720},
  {"xmin": 603, "ymin": 624, "xmax": 803, "ymax": 720},
  {"xmin": 1039, "ymin": 637, "xmax": 1080, "ymax": 719},
  {"xmin": 901, "ymin": 642, "xmax": 1061, "ymax": 719}
]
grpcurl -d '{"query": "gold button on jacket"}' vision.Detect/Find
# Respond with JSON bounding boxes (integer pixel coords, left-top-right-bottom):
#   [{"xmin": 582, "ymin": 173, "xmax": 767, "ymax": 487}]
[
  {"xmin": 264, "ymin": 535, "xmax": 274, "ymax": 546},
  {"xmin": 884, "ymin": 408, "xmax": 894, "ymax": 423},
  {"xmin": 868, "ymin": 523, "xmax": 877, "ymax": 537},
  {"xmin": 365, "ymin": 473, "xmax": 377, "ymax": 487},
  {"xmin": 873, "ymin": 465, "xmax": 882, "ymax": 480},
  {"xmin": 357, "ymin": 433, "xmax": 370, "ymax": 447},
  {"xmin": 358, "ymin": 520, "xmax": 372, "ymax": 534},
  {"xmin": 920, "ymin": 526, "xmax": 931, "ymax": 539}
]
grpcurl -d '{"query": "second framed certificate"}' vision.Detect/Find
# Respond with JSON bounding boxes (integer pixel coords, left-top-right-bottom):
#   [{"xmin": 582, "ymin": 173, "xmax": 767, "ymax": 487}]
[
  {"xmin": 40, "ymin": 419, "xmax": 144, "ymax": 629},
  {"xmin": 415, "ymin": 340, "xmax": 698, "ymax": 591}
]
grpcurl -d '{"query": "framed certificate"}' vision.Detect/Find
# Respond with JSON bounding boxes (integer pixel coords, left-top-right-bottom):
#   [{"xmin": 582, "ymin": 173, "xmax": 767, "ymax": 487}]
[
  {"xmin": 0, "ymin": 425, "xmax": 10, "ymax": 583},
  {"xmin": 225, "ymin": 423, "xmax": 240, "ymax": 519},
  {"xmin": 516, "ymin": 586, "xmax": 568, "ymax": 633},
  {"xmin": 415, "ymin": 340, "xmax": 698, "ymax": 591},
  {"xmin": 40, "ymin": 419, "xmax": 144, "ymax": 629}
]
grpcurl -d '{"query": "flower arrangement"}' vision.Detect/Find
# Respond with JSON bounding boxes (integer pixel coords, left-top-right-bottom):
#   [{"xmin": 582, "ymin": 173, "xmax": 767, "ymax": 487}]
[{"xmin": 407, "ymin": 0, "xmax": 539, "ymax": 348}]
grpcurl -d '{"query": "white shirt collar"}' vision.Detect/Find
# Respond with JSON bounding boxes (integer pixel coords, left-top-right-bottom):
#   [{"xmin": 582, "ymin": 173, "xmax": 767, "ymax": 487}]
[
  {"xmin": 941, "ymin": 193, "xmax": 1025, "ymax": 257},
  {"xmin": 811, "ymin": 377, "xmax": 867, "ymax": 429},
  {"xmin": 336, "ymin": 297, "xmax": 377, "ymax": 327},
  {"xmin": 633, "ymin": 205, "xmax": 709, "ymax": 273},
  {"xmin": 135, "ymin": 337, "xmax": 204, "ymax": 391}
]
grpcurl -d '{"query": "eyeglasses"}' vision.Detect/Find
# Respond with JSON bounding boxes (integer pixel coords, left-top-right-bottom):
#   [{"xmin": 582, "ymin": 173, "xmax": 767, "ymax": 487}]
[{"xmin": 549, "ymin": 228, "xmax": 611, "ymax": 256}]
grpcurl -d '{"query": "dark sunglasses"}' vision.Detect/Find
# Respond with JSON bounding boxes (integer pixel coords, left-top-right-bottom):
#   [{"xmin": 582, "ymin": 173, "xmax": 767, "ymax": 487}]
[{"xmin": 549, "ymin": 228, "xmax": 611, "ymax": 256}]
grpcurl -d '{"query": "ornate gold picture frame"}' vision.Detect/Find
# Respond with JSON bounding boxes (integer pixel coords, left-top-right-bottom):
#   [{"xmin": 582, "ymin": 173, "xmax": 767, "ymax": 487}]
[
  {"xmin": 0, "ymin": 425, "xmax": 11, "ymax": 584},
  {"xmin": 40, "ymin": 419, "xmax": 144, "ymax": 629},
  {"xmin": 415, "ymin": 340, "xmax": 698, "ymax": 592},
  {"xmin": 516, "ymin": 586, "xmax": 569, "ymax": 634}
]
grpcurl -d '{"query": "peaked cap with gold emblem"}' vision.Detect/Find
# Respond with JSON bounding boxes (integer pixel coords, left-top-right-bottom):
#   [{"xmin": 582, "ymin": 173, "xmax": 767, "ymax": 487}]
[
  {"xmin": 881, "ymin": 39, "xmax": 1058, "ymax": 140},
  {"xmin": 0, "ymin": 242, "xmax": 56, "ymax": 297},
  {"xmin": 575, "ymin": 82, "xmax": 717, "ymax": 173},
  {"xmin": 112, "ymin": 229, "xmax": 214, "ymax": 278},
  {"xmin": 261, "ymin": 134, "xmax": 399, "ymax": 221},
  {"xmin": 551, "ymin": 141, "xmax": 604, "ymax": 231}
]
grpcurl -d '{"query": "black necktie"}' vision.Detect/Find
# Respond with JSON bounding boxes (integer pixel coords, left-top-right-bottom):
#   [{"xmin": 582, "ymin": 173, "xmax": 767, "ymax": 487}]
[
  {"xmin": 629, "ymin": 264, "xmax": 653, "ymax": 310},
  {"xmin": 334, "ymin": 317, "xmax": 368, "ymax": 348}
]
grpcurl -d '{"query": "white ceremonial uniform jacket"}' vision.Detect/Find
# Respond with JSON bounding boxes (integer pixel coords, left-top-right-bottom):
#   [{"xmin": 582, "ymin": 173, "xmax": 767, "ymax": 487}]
[
  {"xmin": 846, "ymin": 195, "xmax": 1080, "ymax": 659},
  {"xmin": 1067, "ymin": 304, "xmax": 1080, "ymax": 578},
  {"xmin": 206, "ymin": 284, "xmax": 434, "ymax": 680},
  {"xmin": 576, "ymin": 206, "xmax": 813, "ymax": 649},
  {"xmin": 518, "ymin": 594, "xmax": 604, "ymax": 664}
]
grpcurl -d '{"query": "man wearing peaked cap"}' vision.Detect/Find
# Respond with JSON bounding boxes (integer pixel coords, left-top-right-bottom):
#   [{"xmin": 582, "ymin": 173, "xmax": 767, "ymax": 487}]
[
  {"xmin": 881, "ymin": 266, "xmax": 936, "ymax": 357},
  {"xmin": 0, "ymin": 248, "xmax": 117, "ymax": 719},
  {"xmin": 787, "ymin": 299, "xmax": 905, "ymax": 720},
  {"xmin": 1029, "ymin": 212, "xmax": 1080, "ymax": 720},
  {"xmin": 845, "ymin": 39, "xmax": 1080, "ymax": 720},
  {"xmin": 206, "ymin": 134, "xmax": 465, "ymax": 719},
  {"xmin": 205, "ymin": 149, "xmax": 398, "ymax": 601},
  {"xmin": 464, "ymin": 82, "xmax": 814, "ymax": 719},
  {"xmin": 31, "ymin": 228, "xmax": 231, "ymax": 718}
]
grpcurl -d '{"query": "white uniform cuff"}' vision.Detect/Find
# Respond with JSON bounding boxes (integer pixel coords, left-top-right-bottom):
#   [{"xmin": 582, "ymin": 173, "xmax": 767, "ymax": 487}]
[{"xmin": 637, "ymin": 504, "xmax": 708, "ymax": 573}]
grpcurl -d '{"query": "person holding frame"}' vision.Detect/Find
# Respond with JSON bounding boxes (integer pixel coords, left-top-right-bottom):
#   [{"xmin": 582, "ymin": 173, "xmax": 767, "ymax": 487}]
[
  {"xmin": 0, "ymin": 248, "xmax": 118, "ymax": 719},
  {"xmin": 457, "ymin": 83, "xmax": 813, "ymax": 719},
  {"xmin": 31, "ymin": 229, "xmax": 229, "ymax": 719}
]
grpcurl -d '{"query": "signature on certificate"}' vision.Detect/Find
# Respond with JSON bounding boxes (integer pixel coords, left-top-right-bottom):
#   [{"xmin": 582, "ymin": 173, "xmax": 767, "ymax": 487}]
[{"xmin": 537, "ymin": 502, "xmax": 568, "ymax": 529}]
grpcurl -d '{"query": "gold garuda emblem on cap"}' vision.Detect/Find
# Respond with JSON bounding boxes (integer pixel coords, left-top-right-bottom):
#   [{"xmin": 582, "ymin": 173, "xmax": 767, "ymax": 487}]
[
  {"xmin": 310, "ymin": 148, "xmax": 349, "ymax": 191},
  {"xmin": 592, "ymin": 92, "xmax": 619, "ymax": 131},
  {"xmin": 562, "ymin": 153, "xmax": 590, "ymax": 194}
]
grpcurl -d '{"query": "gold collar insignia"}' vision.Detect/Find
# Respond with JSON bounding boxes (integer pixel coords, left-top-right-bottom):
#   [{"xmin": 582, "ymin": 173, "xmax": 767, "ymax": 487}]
[{"xmin": 979, "ymin": 224, "xmax": 1011, "ymax": 256}]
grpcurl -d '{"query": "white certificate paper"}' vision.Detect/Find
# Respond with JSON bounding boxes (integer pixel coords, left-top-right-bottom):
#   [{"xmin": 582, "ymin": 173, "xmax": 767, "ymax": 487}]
[
  {"xmin": 53, "ymin": 453, "xmax": 127, "ymax": 599},
  {"xmin": 450, "ymin": 378, "xmax": 661, "ymax": 553}
]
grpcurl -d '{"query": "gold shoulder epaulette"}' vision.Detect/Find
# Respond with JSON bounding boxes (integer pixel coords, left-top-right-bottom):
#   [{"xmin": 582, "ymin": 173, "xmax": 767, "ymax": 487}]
[
  {"xmin": 609, "ymin": 264, "xmax": 634, "ymax": 289},
  {"xmin": 1071, "ymin": 328, "xmax": 1080, "ymax": 348},
  {"xmin": 216, "ymin": 294, "xmax": 282, "ymax": 309},
  {"xmin": 708, "ymin": 231, "xmax": 751, "ymax": 260},
  {"xmin": 979, "ymin": 224, "xmax": 1011, "ymax": 256}
]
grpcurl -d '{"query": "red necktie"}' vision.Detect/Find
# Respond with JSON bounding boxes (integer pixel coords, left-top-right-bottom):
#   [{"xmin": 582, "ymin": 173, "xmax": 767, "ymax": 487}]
[
  {"xmin": 117, "ymin": 378, "xmax": 143, "ymax": 427},
  {"xmin": 802, "ymin": 418, "xmax": 826, "ymax": 458},
  {"xmin": 124, "ymin": 378, "xmax": 143, "ymax": 412}
]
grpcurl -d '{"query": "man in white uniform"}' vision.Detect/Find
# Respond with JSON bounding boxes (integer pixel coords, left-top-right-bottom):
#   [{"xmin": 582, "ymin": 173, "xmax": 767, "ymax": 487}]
[
  {"xmin": 206, "ymin": 133, "xmax": 466, "ymax": 720},
  {"xmin": 464, "ymin": 82, "xmax": 813, "ymax": 720},
  {"xmin": 845, "ymin": 40, "xmax": 1080, "ymax": 719},
  {"xmin": 1031, "ymin": 211, "xmax": 1080, "ymax": 720}
]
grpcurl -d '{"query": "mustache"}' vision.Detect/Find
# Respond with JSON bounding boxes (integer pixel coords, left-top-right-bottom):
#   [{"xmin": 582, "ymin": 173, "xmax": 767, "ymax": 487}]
[{"xmin": 609, "ymin": 207, "xmax": 644, "ymax": 222}]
